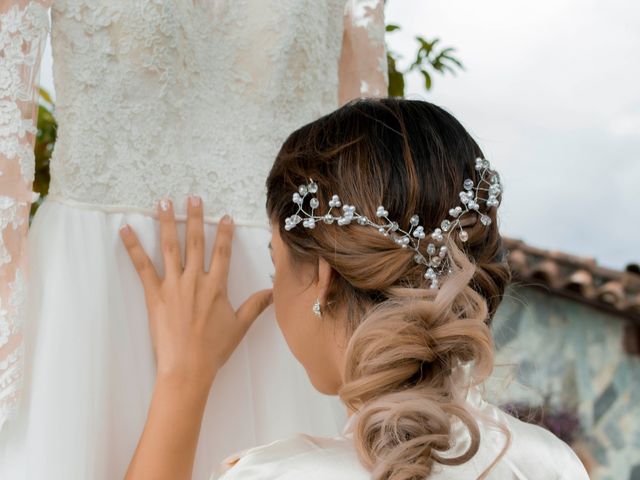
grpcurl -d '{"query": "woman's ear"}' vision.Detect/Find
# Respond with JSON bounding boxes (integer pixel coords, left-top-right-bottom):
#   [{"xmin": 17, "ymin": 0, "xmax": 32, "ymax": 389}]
[{"xmin": 317, "ymin": 257, "xmax": 333, "ymax": 305}]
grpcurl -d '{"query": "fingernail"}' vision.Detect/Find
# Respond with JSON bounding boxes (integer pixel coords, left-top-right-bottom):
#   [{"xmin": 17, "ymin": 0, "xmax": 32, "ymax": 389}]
[
  {"xmin": 221, "ymin": 214, "xmax": 233, "ymax": 224},
  {"xmin": 120, "ymin": 224, "xmax": 131, "ymax": 236},
  {"xmin": 159, "ymin": 198, "xmax": 171, "ymax": 212},
  {"xmin": 190, "ymin": 195, "xmax": 201, "ymax": 207}
]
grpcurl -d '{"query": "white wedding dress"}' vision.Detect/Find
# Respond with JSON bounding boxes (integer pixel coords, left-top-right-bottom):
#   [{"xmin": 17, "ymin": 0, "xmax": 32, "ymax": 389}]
[{"xmin": 0, "ymin": 1, "xmax": 387, "ymax": 479}]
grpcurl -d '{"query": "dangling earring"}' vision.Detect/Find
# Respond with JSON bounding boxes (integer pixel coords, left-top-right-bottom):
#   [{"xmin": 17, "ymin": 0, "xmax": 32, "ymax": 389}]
[{"xmin": 312, "ymin": 298, "xmax": 322, "ymax": 317}]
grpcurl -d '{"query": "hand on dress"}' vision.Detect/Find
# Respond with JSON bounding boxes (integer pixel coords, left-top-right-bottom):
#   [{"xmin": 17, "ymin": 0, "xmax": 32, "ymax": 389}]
[{"xmin": 119, "ymin": 196, "xmax": 273, "ymax": 393}]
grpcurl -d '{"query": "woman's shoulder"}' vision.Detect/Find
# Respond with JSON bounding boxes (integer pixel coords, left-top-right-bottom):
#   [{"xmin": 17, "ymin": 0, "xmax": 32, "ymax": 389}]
[{"xmin": 211, "ymin": 432, "xmax": 370, "ymax": 480}]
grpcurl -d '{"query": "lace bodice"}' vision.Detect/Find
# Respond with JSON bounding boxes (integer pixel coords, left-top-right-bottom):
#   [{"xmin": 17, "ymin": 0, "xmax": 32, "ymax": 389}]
[
  {"xmin": 48, "ymin": 0, "xmax": 387, "ymax": 224},
  {"xmin": 0, "ymin": 0, "xmax": 387, "ymax": 430}
]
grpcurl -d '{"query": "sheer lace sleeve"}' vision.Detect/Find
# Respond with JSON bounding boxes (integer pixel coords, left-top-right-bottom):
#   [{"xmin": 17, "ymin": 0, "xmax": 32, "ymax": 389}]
[
  {"xmin": 338, "ymin": 0, "xmax": 389, "ymax": 105},
  {"xmin": 0, "ymin": 0, "xmax": 51, "ymax": 430}
]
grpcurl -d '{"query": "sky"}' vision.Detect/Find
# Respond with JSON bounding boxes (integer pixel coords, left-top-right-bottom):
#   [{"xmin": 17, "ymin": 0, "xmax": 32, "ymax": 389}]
[
  {"xmin": 38, "ymin": 0, "xmax": 638, "ymax": 270},
  {"xmin": 385, "ymin": 0, "xmax": 639, "ymax": 271}
]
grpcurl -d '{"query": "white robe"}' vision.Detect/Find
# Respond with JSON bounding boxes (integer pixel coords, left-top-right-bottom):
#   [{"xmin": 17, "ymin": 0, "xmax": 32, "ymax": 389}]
[{"xmin": 211, "ymin": 385, "xmax": 590, "ymax": 480}]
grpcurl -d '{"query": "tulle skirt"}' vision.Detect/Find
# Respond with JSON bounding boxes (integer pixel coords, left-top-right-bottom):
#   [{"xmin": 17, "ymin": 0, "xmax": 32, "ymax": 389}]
[{"xmin": 0, "ymin": 198, "xmax": 346, "ymax": 479}]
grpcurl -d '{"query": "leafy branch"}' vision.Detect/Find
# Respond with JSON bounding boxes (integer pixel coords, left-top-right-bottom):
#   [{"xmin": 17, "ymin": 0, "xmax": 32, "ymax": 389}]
[
  {"xmin": 386, "ymin": 24, "xmax": 464, "ymax": 97},
  {"xmin": 31, "ymin": 87, "xmax": 56, "ymax": 217}
]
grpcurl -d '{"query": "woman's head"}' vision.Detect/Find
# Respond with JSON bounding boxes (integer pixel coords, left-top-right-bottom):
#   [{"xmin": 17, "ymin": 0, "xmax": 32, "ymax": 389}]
[{"xmin": 265, "ymin": 98, "xmax": 511, "ymax": 478}]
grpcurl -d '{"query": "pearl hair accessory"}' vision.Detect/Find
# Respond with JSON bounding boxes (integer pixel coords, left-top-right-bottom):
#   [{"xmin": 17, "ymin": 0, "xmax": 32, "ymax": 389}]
[{"xmin": 284, "ymin": 157, "xmax": 503, "ymax": 289}]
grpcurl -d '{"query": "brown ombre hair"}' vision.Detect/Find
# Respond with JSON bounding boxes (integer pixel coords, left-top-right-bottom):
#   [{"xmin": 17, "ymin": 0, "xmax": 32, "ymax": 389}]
[{"xmin": 266, "ymin": 98, "xmax": 511, "ymax": 479}]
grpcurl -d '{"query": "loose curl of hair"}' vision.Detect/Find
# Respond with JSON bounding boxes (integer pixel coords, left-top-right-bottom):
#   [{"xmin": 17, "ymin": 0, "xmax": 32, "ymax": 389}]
[{"xmin": 266, "ymin": 98, "xmax": 512, "ymax": 480}]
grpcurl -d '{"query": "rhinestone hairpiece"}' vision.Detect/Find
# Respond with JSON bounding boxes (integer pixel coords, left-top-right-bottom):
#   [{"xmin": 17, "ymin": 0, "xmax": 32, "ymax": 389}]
[{"xmin": 284, "ymin": 157, "xmax": 503, "ymax": 289}]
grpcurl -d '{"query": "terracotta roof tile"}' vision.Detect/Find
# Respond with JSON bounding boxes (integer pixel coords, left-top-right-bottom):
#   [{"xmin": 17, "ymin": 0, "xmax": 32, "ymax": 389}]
[
  {"xmin": 529, "ymin": 259, "xmax": 563, "ymax": 288},
  {"xmin": 564, "ymin": 269, "xmax": 595, "ymax": 296},
  {"xmin": 596, "ymin": 281, "xmax": 627, "ymax": 307},
  {"xmin": 503, "ymin": 237, "xmax": 640, "ymax": 322}
]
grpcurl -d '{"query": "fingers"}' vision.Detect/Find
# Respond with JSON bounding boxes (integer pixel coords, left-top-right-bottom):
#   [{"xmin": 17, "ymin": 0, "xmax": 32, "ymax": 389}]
[
  {"xmin": 235, "ymin": 289, "xmax": 274, "ymax": 330},
  {"xmin": 185, "ymin": 195, "xmax": 205, "ymax": 274},
  {"xmin": 208, "ymin": 215, "xmax": 235, "ymax": 287},
  {"xmin": 119, "ymin": 224, "xmax": 160, "ymax": 294},
  {"xmin": 157, "ymin": 198, "xmax": 182, "ymax": 277}
]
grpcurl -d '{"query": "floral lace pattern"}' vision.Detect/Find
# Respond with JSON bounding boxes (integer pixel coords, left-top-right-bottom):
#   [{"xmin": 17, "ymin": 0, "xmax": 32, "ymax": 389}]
[
  {"xmin": 0, "ymin": 0, "xmax": 387, "ymax": 431},
  {"xmin": 0, "ymin": 0, "xmax": 50, "ymax": 429},
  {"xmin": 46, "ymin": 0, "xmax": 387, "ymax": 224}
]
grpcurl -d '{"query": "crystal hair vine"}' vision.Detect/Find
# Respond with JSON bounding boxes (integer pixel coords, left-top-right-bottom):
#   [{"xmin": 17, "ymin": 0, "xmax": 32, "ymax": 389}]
[{"xmin": 284, "ymin": 157, "xmax": 503, "ymax": 289}]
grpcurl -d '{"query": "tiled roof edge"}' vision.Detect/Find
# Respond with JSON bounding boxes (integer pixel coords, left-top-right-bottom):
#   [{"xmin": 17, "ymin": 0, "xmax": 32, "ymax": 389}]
[{"xmin": 502, "ymin": 237, "xmax": 640, "ymax": 322}]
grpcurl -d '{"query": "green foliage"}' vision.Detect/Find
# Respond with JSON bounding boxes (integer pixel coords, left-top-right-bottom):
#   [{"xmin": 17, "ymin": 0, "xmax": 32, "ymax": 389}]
[
  {"xmin": 31, "ymin": 87, "xmax": 57, "ymax": 217},
  {"xmin": 386, "ymin": 24, "xmax": 464, "ymax": 97}
]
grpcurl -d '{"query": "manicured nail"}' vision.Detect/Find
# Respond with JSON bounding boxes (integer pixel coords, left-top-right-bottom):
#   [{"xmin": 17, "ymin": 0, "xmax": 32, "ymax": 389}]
[
  {"xmin": 190, "ymin": 195, "xmax": 201, "ymax": 207},
  {"xmin": 120, "ymin": 224, "xmax": 131, "ymax": 236},
  {"xmin": 221, "ymin": 214, "xmax": 233, "ymax": 224},
  {"xmin": 159, "ymin": 198, "xmax": 171, "ymax": 212}
]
